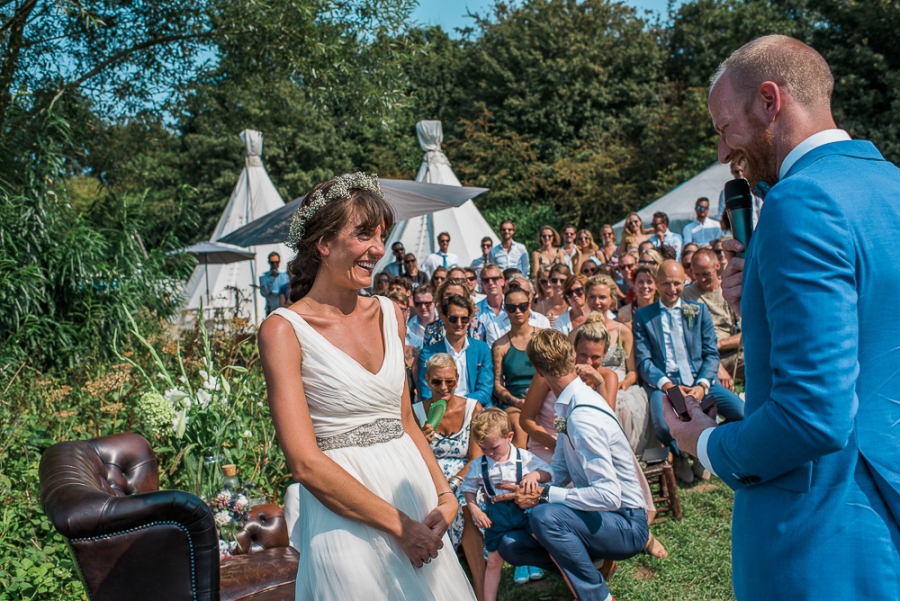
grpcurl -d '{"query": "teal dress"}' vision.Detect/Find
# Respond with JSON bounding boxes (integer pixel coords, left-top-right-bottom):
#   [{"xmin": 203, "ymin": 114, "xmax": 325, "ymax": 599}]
[{"xmin": 501, "ymin": 344, "xmax": 535, "ymax": 402}]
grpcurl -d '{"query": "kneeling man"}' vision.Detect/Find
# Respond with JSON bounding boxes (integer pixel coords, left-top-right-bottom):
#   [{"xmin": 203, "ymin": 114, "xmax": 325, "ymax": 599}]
[{"xmin": 495, "ymin": 329, "xmax": 647, "ymax": 601}]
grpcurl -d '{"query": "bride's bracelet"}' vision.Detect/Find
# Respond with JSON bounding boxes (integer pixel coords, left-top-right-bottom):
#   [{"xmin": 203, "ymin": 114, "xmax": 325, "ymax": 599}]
[{"xmin": 437, "ymin": 491, "xmax": 455, "ymax": 504}]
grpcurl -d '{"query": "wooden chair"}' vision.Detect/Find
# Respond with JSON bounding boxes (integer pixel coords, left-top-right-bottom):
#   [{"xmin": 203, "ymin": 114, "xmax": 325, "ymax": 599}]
[{"xmin": 641, "ymin": 459, "xmax": 683, "ymax": 522}]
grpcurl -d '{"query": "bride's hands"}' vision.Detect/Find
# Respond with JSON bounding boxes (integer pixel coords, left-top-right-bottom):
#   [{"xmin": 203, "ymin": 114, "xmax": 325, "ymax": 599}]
[
  {"xmin": 398, "ymin": 513, "xmax": 444, "ymax": 568},
  {"xmin": 423, "ymin": 496, "xmax": 458, "ymax": 539}
]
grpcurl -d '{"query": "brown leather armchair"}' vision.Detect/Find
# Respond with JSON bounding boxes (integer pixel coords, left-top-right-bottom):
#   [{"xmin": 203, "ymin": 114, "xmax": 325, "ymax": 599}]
[{"xmin": 39, "ymin": 432, "xmax": 298, "ymax": 601}]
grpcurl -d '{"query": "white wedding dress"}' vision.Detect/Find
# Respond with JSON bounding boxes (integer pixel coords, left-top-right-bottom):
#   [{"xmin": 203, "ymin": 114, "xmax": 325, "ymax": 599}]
[{"xmin": 271, "ymin": 297, "xmax": 476, "ymax": 601}]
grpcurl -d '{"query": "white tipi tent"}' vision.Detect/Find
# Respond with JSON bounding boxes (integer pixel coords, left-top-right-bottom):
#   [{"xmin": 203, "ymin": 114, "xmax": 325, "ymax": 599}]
[
  {"xmin": 182, "ymin": 130, "xmax": 292, "ymax": 325},
  {"xmin": 613, "ymin": 162, "xmax": 732, "ymax": 237},
  {"xmin": 376, "ymin": 121, "xmax": 498, "ymax": 274}
]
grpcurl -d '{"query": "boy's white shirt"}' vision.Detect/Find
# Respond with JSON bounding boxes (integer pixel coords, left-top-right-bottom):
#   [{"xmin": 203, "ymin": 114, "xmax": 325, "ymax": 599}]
[{"xmin": 459, "ymin": 444, "xmax": 551, "ymax": 497}]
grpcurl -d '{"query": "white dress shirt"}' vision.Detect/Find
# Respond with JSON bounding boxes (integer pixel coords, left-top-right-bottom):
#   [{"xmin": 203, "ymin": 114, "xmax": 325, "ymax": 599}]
[
  {"xmin": 484, "ymin": 311, "xmax": 551, "ymax": 346},
  {"xmin": 656, "ymin": 299, "xmax": 711, "ymax": 391},
  {"xmin": 460, "ymin": 445, "xmax": 551, "ymax": 498},
  {"xmin": 546, "ymin": 377, "xmax": 645, "ymax": 511},
  {"xmin": 489, "ymin": 241, "xmax": 530, "ymax": 274},
  {"xmin": 421, "ymin": 251, "xmax": 461, "ymax": 277},
  {"xmin": 682, "ymin": 218, "xmax": 722, "ymax": 246},
  {"xmin": 444, "ymin": 337, "xmax": 470, "ymax": 397},
  {"xmin": 697, "ymin": 129, "xmax": 852, "ymax": 477}
]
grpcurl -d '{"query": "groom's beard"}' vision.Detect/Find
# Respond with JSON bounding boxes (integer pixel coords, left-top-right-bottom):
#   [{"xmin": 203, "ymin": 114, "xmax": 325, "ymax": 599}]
[{"xmin": 738, "ymin": 111, "xmax": 779, "ymax": 189}]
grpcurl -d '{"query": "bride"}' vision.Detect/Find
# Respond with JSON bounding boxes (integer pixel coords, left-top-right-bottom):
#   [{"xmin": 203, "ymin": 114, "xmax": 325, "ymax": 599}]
[{"xmin": 259, "ymin": 173, "xmax": 476, "ymax": 601}]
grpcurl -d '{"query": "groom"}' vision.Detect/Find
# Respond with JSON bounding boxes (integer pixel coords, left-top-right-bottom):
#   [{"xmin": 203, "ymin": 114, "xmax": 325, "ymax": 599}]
[{"xmin": 494, "ymin": 329, "xmax": 647, "ymax": 601}]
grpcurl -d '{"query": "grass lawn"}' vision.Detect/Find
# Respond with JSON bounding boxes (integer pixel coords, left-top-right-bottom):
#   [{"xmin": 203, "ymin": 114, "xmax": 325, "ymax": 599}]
[{"xmin": 493, "ymin": 477, "xmax": 736, "ymax": 601}]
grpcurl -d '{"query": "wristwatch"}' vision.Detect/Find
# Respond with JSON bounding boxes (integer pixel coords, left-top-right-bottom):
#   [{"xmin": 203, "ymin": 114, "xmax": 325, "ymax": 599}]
[{"xmin": 538, "ymin": 487, "xmax": 551, "ymax": 504}]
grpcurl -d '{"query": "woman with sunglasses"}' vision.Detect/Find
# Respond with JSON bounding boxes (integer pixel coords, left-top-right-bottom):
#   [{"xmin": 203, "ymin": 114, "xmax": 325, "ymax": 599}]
[
  {"xmin": 617, "ymin": 264, "xmax": 659, "ymax": 326},
  {"xmin": 575, "ymin": 229, "xmax": 598, "ymax": 274},
  {"xmin": 532, "ymin": 263, "xmax": 570, "ymax": 325},
  {"xmin": 619, "ymin": 212, "xmax": 649, "ymax": 256},
  {"xmin": 534, "ymin": 265, "xmax": 553, "ymax": 304},
  {"xmin": 596, "ymin": 224, "xmax": 620, "ymax": 268},
  {"xmin": 413, "ymin": 353, "xmax": 487, "ymax": 599},
  {"xmin": 550, "ymin": 274, "xmax": 590, "ymax": 336},
  {"xmin": 430, "ymin": 265, "xmax": 449, "ymax": 290},
  {"xmin": 373, "ymin": 270, "xmax": 391, "ymax": 296},
  {"xmin": 418, "ymin": 294, "xmax": 494, "ymax": 409},
  {"xmin": 531, "ymin": 225, "xmax": 565, "ymax": 278},
  {"xmin": 491, "ymin": 287, "xmax": 542, "ymax": 450},
  {"xmin": 579, "ymin": 256, "xmax": 600, "ymax": 277}
]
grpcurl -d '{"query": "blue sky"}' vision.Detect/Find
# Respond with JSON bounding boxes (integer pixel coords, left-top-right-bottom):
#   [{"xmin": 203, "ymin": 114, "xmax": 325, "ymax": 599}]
[{"xmin": 411, "ymin": 0, "xmax": 677, "ymax": 34}]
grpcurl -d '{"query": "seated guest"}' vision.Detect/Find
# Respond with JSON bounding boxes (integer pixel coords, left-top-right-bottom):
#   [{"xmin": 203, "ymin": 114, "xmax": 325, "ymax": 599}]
[
  {"xmin": 429, "ymin": 265, "xmax": 449, "ymax": 290},
  {"xmin": 617, "ymin": 264, "xmax": 658, "ymax": 325},
  {"xmin": 584, "ymin": 277, "xmax": 653, "ymax": 453},
  {"xmin": 485, "ymin": 277, "xmax": 550, "ymax": 346},
  {"xmin": 464, "ymin": 267, "xmax": 485, "ymax": 303},
  {"xmin": 372, "ymin": 270, "xmax": 390, "ymax": 296},
  {"xmin": 421, "ymin": 231, "xmax": 460, "ymax": 277},
  {"xmin": 616, "ymin": 252, "xmax": 638, "ymax": 298},
  {"xmin": 491, "ymin": 287, "xmax": 543, "ymax": 448},
  {"xmin": 618, "ymin": 212, "xmax": 649, "ymax": 257},
  {"xmin": 637, "ymin": 239, "xmax": 655, "ymax": 253},
  {"xmin": 576, "ymin": 229, "xmax": 599, "ymax": 268},
  {"xmin": 533, "ymin": 263, "xmax": 571, "ymax": 325},
  {"xmin": 418, "ymin": 294, "xmax": 494, "ymax": 407},
  {"xmin": 402, "ymin": 253, "xmax": 429, "ymax": 289},
  {"xmin": 475, "ymin": 264, "xmax": 506, "ymax": 332},
  {"xmin": 425, "ymin": 278, "xmax": 485, "ymax": 344},
  {"xmin": 580, "ymin": 256, "xmax": 600, "ymax": 277},
  {"xmin": 656, "ymin": 244, "xmax": 677, "ymax": 262},
  {"xmin": 534, "ymin": 265, "xmax": 553, "ymax": 305},
  {"xmin": 551, "ymin": 274, "xmax": 590, "ymax": 336},
  {"xmin": 461, "ymin": 409, "xmax": 552, "ymax": 597},
  {"xmin": 647, "ymin": 211, "xmax": 683, "ymax": 260},
  {"xmin": 388, "ymin": 276, "xmax": 411, "ymax": 296},
  {"xmin": 681, "ymin": 248, "xmax": 696, "ymax": 284},
  {"xmin": 502, "ymin": 267, "xmax": 523, "ymax": 283},
  {"xmin": 407, "ymin": 285, "xmax": 436, "ymax": 348},
  {"xmin": 388, "ymin": 290, "xmax": 420, "ymax": 400},
  {"xmin": 497, "ymin": 330, "xmax": 651, "ymax": 601},
  {"xmin": 639, "ymin": 248, "xmax": 663, "ymax": 269},
  {"xmin": 710, "ymin": 238, "xmax": 727, "ymax": 278},
  {"xmin": 632, "ymin": 260, "xmax": 744, "ymax": 484},
  {"xmin": 682, "ymin": 248, "xmax": 742, "ymax": 390},
  {"xmin": 413, "ymin": 354, "xmax": 486, "ymax": 599}
]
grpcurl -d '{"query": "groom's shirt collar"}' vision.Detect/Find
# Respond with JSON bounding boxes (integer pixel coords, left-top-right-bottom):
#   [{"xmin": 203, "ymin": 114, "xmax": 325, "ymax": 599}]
[{"xmin": 779, "ymin": 129, "xmax": 851, "ymax": 180}]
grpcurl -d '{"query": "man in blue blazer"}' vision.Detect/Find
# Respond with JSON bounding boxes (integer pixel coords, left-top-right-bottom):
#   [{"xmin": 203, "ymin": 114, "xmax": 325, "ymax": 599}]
[
  {"xmin": 667, "ymin": 35, "xmax": 900, "ymax": 600},
  {"xmin": 632, "ymin": 260, "xmax": 744, "ymax": 483}
]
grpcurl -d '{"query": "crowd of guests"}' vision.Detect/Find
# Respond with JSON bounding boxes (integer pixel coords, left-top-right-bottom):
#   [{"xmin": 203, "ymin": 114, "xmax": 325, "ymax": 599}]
[{"xmin": 353, "ymin": 206, "xmax": 746, "ymax": 600}]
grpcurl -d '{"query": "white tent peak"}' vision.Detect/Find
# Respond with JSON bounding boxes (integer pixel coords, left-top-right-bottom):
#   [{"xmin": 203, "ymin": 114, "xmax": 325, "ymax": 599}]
[
  {"xmin": 182, "ymin": 130, "xmax": 292, "ymax": 325},
  {"xmin": 376, "ymin": 120, "xmax": 498, "ymax": 274}
]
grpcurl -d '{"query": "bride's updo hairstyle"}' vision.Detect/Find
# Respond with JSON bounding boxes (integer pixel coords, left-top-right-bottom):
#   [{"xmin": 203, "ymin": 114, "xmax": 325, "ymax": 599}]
[{"xmin": 287, "ymin": 175, "xmax": 394, "ymax": 302}]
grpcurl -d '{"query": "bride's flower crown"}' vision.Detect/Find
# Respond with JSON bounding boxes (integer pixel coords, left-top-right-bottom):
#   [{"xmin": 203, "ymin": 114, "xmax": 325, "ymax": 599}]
[{"xmin": 286, "ymin": 172, "xmax": 384, "ymax": 250}]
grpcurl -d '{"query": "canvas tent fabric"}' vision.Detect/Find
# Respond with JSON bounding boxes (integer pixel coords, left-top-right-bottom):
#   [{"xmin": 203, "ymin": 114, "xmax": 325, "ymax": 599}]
[
  {"xmin": 182, "ymin": 130, "xmax": 293, "ymax": 325},
  {"xmin": 374, "ymin": 121, "xmax": 499, "ymax": 275},
  {"xmin": 613, "ymin": 162, "xmax": 732, "ymax": 238}
]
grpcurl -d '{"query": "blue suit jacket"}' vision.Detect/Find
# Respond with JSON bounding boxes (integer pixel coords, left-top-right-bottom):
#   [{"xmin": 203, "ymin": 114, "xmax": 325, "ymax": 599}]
[
  {"xmin": 707, "ymin": 141, "xmax": 900, "ymax": 600},
  {"xmin": 417, "ymin": 338, "xmax": 494, "ymax": 407},
  {"xmin": 632, "ymin": 300, "xmax": 719, "ymax": 388}
]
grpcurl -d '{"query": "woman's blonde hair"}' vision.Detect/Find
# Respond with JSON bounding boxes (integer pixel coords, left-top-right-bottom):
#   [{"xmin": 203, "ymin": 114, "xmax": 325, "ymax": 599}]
[
  {"xmin": 620, "ymin": 212, "xmax": 643, "ymax": 249},
  {"xmin": 574, "ymin": 315, "xmax": 610, "ymax": 353},
  {"xmin": 586, "ymin": 274, "xmax": 623, "ymax": 302},
  {"xmin": 640, "ymin": 248, "xmax": 663, "ymax": 268},
  {"xmin": 538, "ymin": 225, "xmax": 561, "ymax": 247},
  {"xmin": 425, "ymin": 353, "xmax": 458, "ymax": 376},
  {"xmin": 471, "ymin": 408, "xmax": 511, "ymax": 444},
  {"xmin": 576, "ymin": 229, "xmax": 599, "ymax": 252}
]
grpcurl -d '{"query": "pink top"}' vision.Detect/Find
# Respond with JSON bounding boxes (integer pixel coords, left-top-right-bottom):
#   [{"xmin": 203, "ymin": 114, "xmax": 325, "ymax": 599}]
[{"xmin": 527, "ymin": 391, "xmax": 559, "ymax": 464}]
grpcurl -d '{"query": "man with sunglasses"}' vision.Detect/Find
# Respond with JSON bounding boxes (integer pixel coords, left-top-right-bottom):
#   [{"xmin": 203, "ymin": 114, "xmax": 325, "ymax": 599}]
[
  {"xmin": 407, "ymin": 285, "xmax": 437, "ymax": 349},
  {"xmin": 422, "ymin": 232, "xmax": 460, "ymax": 278},
  {"xmin": 485, "ymin": 277, "xmax": 550, "ymax": 346},
  {"xmin": 476, "ymin": 264, "xmax": 506, "ymax": 332},
  {"xmin": 647, "ymin": 212, "xmax": 683, "ymax": 261},
  {"xmin": 385, "ymin": 241, "xmax": 407, "ymax": 277},
  {"xmin": 682, "ymin": 197, "xmax": 721, "ymax": 247},
  {"xmin": 258, "ymin": 252, "xmax": 290, "ymax": 315},
  {"xmin": 470, "ymin": 236, "xmax": 495, "ymax": 286},
  {"xmin": 489, "ymin": 220, "xmax": 530, "ymax": 275},
  {"xmin": 560, "ymin": 225, "xmax": 580, "ymax": 270}
]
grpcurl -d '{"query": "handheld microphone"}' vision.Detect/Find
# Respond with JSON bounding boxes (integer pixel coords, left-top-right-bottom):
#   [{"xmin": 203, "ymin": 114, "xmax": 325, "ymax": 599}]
[{"xmin": 724, "ymin": 178, "xmax": 754, "ymax": 258}]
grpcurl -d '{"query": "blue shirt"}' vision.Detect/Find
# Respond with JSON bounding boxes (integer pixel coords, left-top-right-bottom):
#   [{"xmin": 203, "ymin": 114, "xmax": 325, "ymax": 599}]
[
  {"xmin": 259, "ymin": 270, "xmax": 290, "ymax": 313},
  {"xmin": 489, "ymin": 241, "xmax": 530, "ymax": 274}
]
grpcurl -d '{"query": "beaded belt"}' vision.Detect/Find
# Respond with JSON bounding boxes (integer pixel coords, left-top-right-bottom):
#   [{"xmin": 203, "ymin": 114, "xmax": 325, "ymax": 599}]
[{"xmin": 316, "ymin": 419, "xmax": 404, "ymax": 451}]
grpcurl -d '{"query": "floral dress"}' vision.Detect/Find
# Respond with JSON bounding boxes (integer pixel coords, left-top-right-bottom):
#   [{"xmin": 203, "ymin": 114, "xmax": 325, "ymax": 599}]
[{"xmin": 414, "ymin": 398, "xmax": 479, "ymax": 549}]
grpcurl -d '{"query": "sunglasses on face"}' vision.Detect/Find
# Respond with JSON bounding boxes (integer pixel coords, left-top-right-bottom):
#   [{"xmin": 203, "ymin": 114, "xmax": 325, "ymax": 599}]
[
  {"xmin": 500, "ymin": 228, "xmax": 514, "ymax": 232},
  {"xmin": 482, "ymin": 276, "xmax": 501, "ymax": 284},
  {"xmin": 438, "ymin": 239, "xmax": 450, "ymax": 244},
  {"xmin": 446, "ymin": 315, "xmax": 470, "ymax": 325},
  {"xmin": 414, "ymin": 300, "xmax": 433, "ymax": 308},
  {"xmin": 505, "ymin": 302, "xmax": 530, "ymax": 314},
  {"xmin": 433, "ymin": 276, "xmax": 446, "ymax": 283},
  {"xmin": 541, "ymin": 234, "xmax": 553, "ymax": 239},
  {"xmin": 582, "ymin": 266, "xmax": 597, "ymax": 274},
  {"xmin": 619, "ymin": 263, "xmax": 634, "ymax": 270},
  {"xmin": 639, "ymin": 260, "xmax": 656, "ymax": 265},
  {"xmin": 549, "ymin": 277, "xmax": 565, "ymax": 284},
  {"xmin": 539, "ymin": 279, "xmax": 549, "ymax": 286},
  {"xmin": 602, "ymin": 232, "xmax": 614, "ymax": 237},
  {"xmin": 714, "ymin": 249, "xmax": 724, "ymax": 255},
  {"xmin": 481, "ymin": 243, "xmax": 492, "ymax": 248},
  {"xmin": 394, "ymin": 247, "xmax": 405, "ymax": 253},
  {"xmin": 564, "ymin": 287, "xmax": 585, "ymax": 298},
  {"xmin": 695, "ymin": 205, "xmax": 708, "ymax": 211},
  {"xmin": 404, "ymin": 259, "xmax": 416, "ymax": 264},
  {"xmin": 465, "ymin": 276, "xmax": 477, "ymax": 282},
  {"xmin": 430, "ymin": 378, "xmax": 457, "ymax": 387}
]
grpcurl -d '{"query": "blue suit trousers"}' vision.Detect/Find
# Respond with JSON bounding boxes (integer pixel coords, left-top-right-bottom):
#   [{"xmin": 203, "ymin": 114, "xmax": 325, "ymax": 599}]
[
  {"xmin": 645, "ymin": 378, "xmax": 744, "ymax": 453},
  {"xmin": 497, "ymin": 504, "xmax": 647, "ymax": 601}
]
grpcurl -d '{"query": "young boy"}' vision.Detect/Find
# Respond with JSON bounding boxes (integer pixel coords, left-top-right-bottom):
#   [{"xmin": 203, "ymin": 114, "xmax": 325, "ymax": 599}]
[{"xmin": 460, "ymin": 408, "xmax": 552, "ymax": 601}]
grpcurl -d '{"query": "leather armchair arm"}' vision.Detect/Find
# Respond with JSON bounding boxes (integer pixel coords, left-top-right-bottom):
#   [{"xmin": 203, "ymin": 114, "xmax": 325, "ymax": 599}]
[{"xmin": 234, "ymin": 504, "xmax": 290, "ymax": 554}]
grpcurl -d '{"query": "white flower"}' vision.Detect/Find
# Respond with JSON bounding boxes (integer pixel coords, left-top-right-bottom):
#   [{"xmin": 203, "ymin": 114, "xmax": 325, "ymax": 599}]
[
  {"xmin": 242, "ymin": 429, "xmax": 252, "ymax": 438},
  {"xmin": 199, "ymin": 369, "xmax": 219, "ymax": 391},
  {"xmin": 173, "ymin": 410, "xmax": 187, "ymax": 439},
  {"xmin": 257, "ymin": 401, "xmax": 263, "ymax": 407},
  {"xmin": 214, "ymin": 511, "xmax": 231, "ymax": 527},
  {"xmin": 165, "ymin": 389, "xmax": 190, "ymax": 406},
  {"xmin": 197, "ymin": 389, "xmax": 212, "ymax": 409}
]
